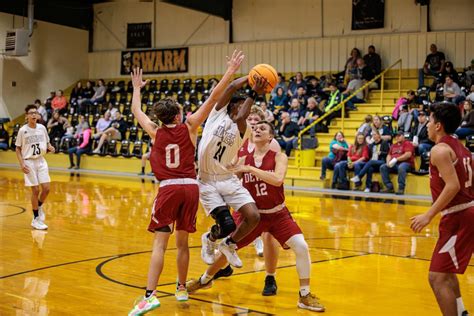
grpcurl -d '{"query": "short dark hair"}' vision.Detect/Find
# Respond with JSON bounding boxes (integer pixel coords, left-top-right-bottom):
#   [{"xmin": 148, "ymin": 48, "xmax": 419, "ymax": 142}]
[
  {"xmin": 153, "ymin": 97, "xmax": 180, "ymax": 124},
  {"xmin": 34, "ymin": 99, "xmax": 41, "ymax": 104},
  {"xmin": 430, "ymin": 102, "xmax": 461, "ymax": 134},
  {"xmin": 25, "ymin": 104, "xmax": 37, "ymax": 113},
  {"xmin": 369, "ymin": 45, "xmax": 375, "ymax": 50},
  {"xmin": 256, "ymin": 120, "xmax": 275, "ymax": 136}
]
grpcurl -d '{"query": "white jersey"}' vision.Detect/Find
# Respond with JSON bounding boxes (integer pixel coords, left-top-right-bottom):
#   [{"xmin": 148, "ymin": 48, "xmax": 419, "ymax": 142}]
[
  {"xmin": 15, "ymin": 124, "xmax": 49, "ymax": 160},
  {"xmin": 198, "ymin": 105, "xmax": 251, "ymax": 177}
]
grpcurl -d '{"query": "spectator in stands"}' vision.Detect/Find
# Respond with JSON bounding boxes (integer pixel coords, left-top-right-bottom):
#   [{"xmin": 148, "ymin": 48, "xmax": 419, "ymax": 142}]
[
  {"xmin": 91, "ymin": 79, "xmax": 106, "ymax": 104},
  {"xmin": 277, "ymin": 112, "xmax": 300, "ymax": 156},
  {"xmin": 357, "ymin": 115, "xmax": 373, "ymax": 137},
  {"xmin": 35, "ymin": 99, "xmax": 48, "ymax": 124},
  {"xmin": 271, "ymin": 73, "xmax": 288, "ymax": 99},
  {"xmin": 288, "ymin": 98, "xmax": 302, "ymax": 123},
  {"xmin": 379, "ymin": 131, "xmax": 415, "ymax": 195},
  {"xmin": 418, "ymin": 44, "xmax": 445, "ymax": 88},
  {"xmin": 51, "ymin": 90, "xmax": 68, "ymax": 115},
  {"xmin": 367, "ymin": 115, "xmax": 392, "ymax": 143},
  {"xmin": 358, "ymin": 57, "xmax": 376, "ymax": 96},
  {"xmin": 82, "ymin": 81, "xmax": 94, "ymax": 100},
  {"xmin": 344, "ymin": 48, "xmax": 362, "ymax": 84},
  {"xmin": 392, "ymin": 90, "xmax": 416, "ymax": 125},
  {"xmin": 342, "ymin": 77, "xmax": 364, "ymax": 110},
  {"xmin": 68, "ymin": 116, "xmax": 92, "ymax": 169},
  {"xmin": 0, "ymin": 123, "xmax": 9, "ymax": 150},
  {"xmin": 443, "ymin": 75, "xmax": 464, "ymax": 105},
  {"xmin": 44, "ymin": 91, "xmax": 55, "ymax": 113},
  {"xmin": 47, "ymin": 110, "xmax": 70, "ymax": 140},
  {"xmin": 288, "ymin": 72, "xmax": 306, "ymax": 97},
  {"xmin": 411, "ymin": 110, "xmax": 434, "ymax": 157},
  {"xmin": 306, "ymin": 76, "xmax": 324, "ymax": 100},
  {"xmin": 298, "ymin": 97, "xmax": 323, "ymax": 136},
  {"xmin": 323, "ymin": 83, "xmax": 344, "ymax": 127},
  {"xmin": 320, "ymin": 131, "xmax": 349, "ymax": 180},
  {"xmin": 466, "ymin": 84, "xmax": 474, "ymax": 103},
  {"xmin": 465, "ymin": 59, "xmax": 474, "ymax": 88},
  {"xmin": 92, "ymin": 111, "xmax": 127, "ymax": 154},
  {"xmin": 332, "ymin": 132, "xmax": 369, "ymax": 190},
  {"xmin": 350, "ymin": 130, "xmax": 390, "ymax": 192},
  {"xmin": 259, "ymin": 101, "xmax": 274, "ymax": 123},
  {"xmin": 295, "ymin": 86, "xmax": 308, "ymax": 109},
  {"xmin": 271, "ymin": 87, "xmax": 289, "ymax": 114},
  {"xmin": 104, "ymin": 102, "xmax": 118, "ymax": 116},
  {"xmin": 455, "ymin": 100, "xmax": 474, "ymax": 139},
  {"xmin": 93, "ymin": 111, "xmax": 112, "ymax": 139},
  {"xmin": 70, "ymin": 81, "xmax": 84, "ymax": 112},
  {"xmin": 363, "ymin": 45, "xmax": 382, "ymax": 75},
  {"xmin": 60, "ymin": 126, "xmax": 75, "ymax": 149},
  {"xmin": 439, "ymin": 61, "xmax": 459, "ymax": 85}
]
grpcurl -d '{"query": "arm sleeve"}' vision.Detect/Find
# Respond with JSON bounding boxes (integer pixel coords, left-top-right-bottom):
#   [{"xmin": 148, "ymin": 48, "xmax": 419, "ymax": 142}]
[{"xmin": 79, "ymin": 129, "xmax": 91, "ymax": 149}]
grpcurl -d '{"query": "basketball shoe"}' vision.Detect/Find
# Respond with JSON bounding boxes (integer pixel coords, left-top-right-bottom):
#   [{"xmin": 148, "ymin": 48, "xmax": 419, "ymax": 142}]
[
  {"xmin": 218, "ymin": 237, "xmax": 242, "ymax": 268},
  {"xmin": 128, "ymin": 291, "xmax": 160, "ymax": 315},
  {"xmin": 201, "ymin": 233, "xmax": 216, "ymax": 265},
  {"xmin": 175, "ymin": 284, "xmax": 188, "ymax": 302},
  {"xmin": 31, "ymin": 218, "xmax": 48, "ymax": 230},
  {"xmin": 186, "ymin": 277, "xmax": 213, "ymax": 293},
  {"xmin": 254, "ymin": 237, "xmax": 264, "ymax": 257},
  {"xmin": 213, "ymin": 265, "xmax": 233, "ymax": 280},
  {"xmin": 262, "ymin": 275, "xmax": 277, "ymax": 296},
  {"xmin": 298, "ymin": 292, "xmax": 325, "ymax": 312},
  {"xmin": 38, "ymin": 206, "xmax": 45, "ymax": 221}
]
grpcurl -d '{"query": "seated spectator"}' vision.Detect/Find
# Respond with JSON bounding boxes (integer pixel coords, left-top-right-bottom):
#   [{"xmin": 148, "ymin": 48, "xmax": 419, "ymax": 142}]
[
  {"xmin": 306, "ymin": 76, "xmax": 322, "ymax": 98},
  {"xmin": 320, "ymin": 131, "xmax": 349, "ymax": 180},
  {"xmin": 443, "ymin": 75, "xmax": 464, "ymax": 105},
  {"xmin": 35, "ymin": 99, "xmax": 48, "ymax": 125},
  {"xmin": 332, "ymin": 133, "xmax": 369, "ymax": 190},
  {"xmin": 358, "ymin": 57, "xmax": 376, "ymax": 97},
  {"xmin": 68, "ymin": 116, "xmax": 92, "ymax": 169},
  {"xmin": 51, "ymin": 90, "xmax": 68, "ymax": 115},
  {"xmin": 0, "ymin": 123, "xmax": 9, "ymax": 150},
  {"xmin": 465, "ymin": 59, "xmax": 474, "ymax": 88},
  {"xmin": 288, "ymin": 98, "xmax": 302, "ymax": 123},
  {"xmin": 350, "ymin": 131, "xmax": 390, "ymax": 192},
  {"xmin": 392, "ymin": 90, "xmax": 416, "ymax": 122},
  {"xmin": 271, "ymin": 87, "xmax": 289, "ymax": 116},
  {"xmin": 44, "ymin": 91, "xmax": 55, "ymax": 113},
  {"xmin": 92, "ymin": 111, "xmax": 127, "ymax": 153},
  {"xmin": 259, "ymin": 101, "xmax": 274, "ymax": 123},
  {"xmin": 277, "ymin": 112, "xmax": 300, "ymax": 156},
  {"xmin": 411, "ymin": 110, "xmax": 434, "ymax": 157},
  {"xmin": 342, "ymin": 78, "xmax": 364, "ymax": 110},
  {"xmin": 357, "ymin": 115, "xmax": 373, "ymax": 137},
  {"xmin": 323, "ymin": 83, "xmax": 344, "ymax": 127},
  {"xmin": 60, "ymin": 126, "xmax": 75, "ymax": 149},
  {"xmin": 455, "ymin": 100, "xmax": 474, "ymax": 139},
  {"xmin": 466, "ymin": 84, "xmax": 474, "ymax": 103},
  {"xmin": 363, "ymin": 45, "xmax": 382, "ymax": 75},
  {"xmin": 418, "ymin": 44, "xmax": 445, "ymax": 88},
  {"xmin": 366, "ymin": 115, "xmax": 392, "ymax": 143},
  {"xmin": 288, "ymin": 72, "xmax": 307, "ymax": 98},
  {"xmin": 295, "ymin": 86, "xmax": 308, "ymax": 109},
  {"xmin": 379, "ymin": 131, "xmax": 415, "ymax": 195},
  {"xmin": 271, "ymin": 73, "xmax": 288, "ymax": 99},
  {"xmin": 47, "ymin": 110, "xmax": 70, "ymax": 139},
  {"xmin": 439, "ymin": 61, "xmax": 459, "ymax": 85},
  {"xmin": 80, "ymin": 80, "xmax": 105, "ymax": 114},
  {"xmin": 104, "ymin": 102, "xmax": 118, "ymax": 117},
  {"xmin": 341, "ymin": 48, "xmax": 362, "ymax": 85},
  {"xmin": 94, "ymin": 111, "xmax": 112, "ymax": 138},
  {"xmin": 91, "ymin": 79, "xmax": 106, "ymax": 104},
  {"xmin": 298, "ymin": 97, "xmax": 323, "ymax": 136},
  {"xmin": 70, "ymin": 81, "xmax": 84, "ymax": 112}
]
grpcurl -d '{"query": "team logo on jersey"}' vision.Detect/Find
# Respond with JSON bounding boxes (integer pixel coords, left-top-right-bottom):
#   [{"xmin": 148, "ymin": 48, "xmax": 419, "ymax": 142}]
[{"xmin": 214, "ymin": 123, "xmax": 236, "ymax": 146}]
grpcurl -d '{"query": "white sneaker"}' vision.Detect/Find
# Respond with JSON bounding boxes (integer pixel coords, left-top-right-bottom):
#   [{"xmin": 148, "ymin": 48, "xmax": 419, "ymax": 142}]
[
  {"xmin": 38, "ymin": 206, "xmax": 45, "ymax": 222},
  {"xmin": 364, "ymin": 188, "xmax": 371, "ymax": 193},
  {"xmin": 31, "ymin": 218, "xmax": 48, "ymax": 230},
  {"xmin": 254, "ymin": 237, "xmax": 264, "ymax": 257},
  {"xmin": 201, "ymin": 233, "xmax": 216, "ymax": 265},
  {"xmin": 218, "ymin": 238, "xmax": 242, "ymax": 268},
  {"xmin": 93, "ymin": 148, "xmax": 100, "ymax": 154},
  {"xmin": 350, "ymin": 175, "xmax": 360, "ymax": 183}
]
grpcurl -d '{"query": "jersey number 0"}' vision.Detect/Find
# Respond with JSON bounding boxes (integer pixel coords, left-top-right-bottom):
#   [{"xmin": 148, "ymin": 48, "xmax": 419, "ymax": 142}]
[{"xmin": 165, "ymin": 144, "xmax": 180, "ymax": 168}]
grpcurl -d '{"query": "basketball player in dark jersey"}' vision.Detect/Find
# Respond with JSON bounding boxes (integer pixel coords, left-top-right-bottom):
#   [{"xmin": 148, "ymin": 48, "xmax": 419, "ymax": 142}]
[
  {"xmin": 128, "ymin": 51, "xmax": 244, "ymax": 315},
  {"xmin": 411, "ymin": 102, "xmax": 473, "ymax": 316}
]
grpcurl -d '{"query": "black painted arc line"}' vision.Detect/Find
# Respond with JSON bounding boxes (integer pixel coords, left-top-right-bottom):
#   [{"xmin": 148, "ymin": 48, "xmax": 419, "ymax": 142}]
[{"xmin": 0, "ymin": 204, "xmax": 26, "ymax": 217}]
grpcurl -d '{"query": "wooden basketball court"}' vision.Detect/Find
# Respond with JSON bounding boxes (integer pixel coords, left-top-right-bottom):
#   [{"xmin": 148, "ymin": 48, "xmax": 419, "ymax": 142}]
[{"xmin": 0, "ymin": 169, "xmax": 472, "ymax": 315}]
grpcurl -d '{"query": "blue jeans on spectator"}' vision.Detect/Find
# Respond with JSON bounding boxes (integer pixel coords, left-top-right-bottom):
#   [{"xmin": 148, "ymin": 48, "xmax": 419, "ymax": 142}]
[
  {"xmin": 418, "ymin": 68, "xmax": 439, "ymax": 88},
  {"xmin": 355, "ymin": 159, "xmax": 384, "ymax": 189},
  {"xmin": 0, "ymin": 142, "xmax": 8, "ymax": 150},
  {"xmin": 417, "ymin": 143, "xmax": 433, "ymax": 157},
  {"xmin": 320, "ymin": 157, "xmax": 334, "ymax": 178},
  {"xmin": 278, "ymin": 138, "xmax": 298, "ymax": 156},
  {"xmin": 68, "ymin": 146, "xmax": 90, "ymax": 168},
  {"xmin": 455, "ymin": 127, "xmax": 474, "ymax": 139},
  {"xmin": 380, "ymin": 162, "xmax": 412, "ymax": 191},
  {"xmin": 333, "ymin": 161, "xmax": 365, "ymax": 185}
]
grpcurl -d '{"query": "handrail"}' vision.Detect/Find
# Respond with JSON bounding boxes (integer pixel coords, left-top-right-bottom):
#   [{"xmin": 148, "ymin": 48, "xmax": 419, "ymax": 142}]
[{"xmin": 297, "ymin": 58, "xmax": 402, "ymax": 152}]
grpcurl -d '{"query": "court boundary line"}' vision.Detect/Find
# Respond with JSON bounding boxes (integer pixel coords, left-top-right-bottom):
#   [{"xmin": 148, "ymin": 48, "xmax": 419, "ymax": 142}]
[{"xmin": 0, "ymin": 204, "xmax": 26, "ymax": 217}]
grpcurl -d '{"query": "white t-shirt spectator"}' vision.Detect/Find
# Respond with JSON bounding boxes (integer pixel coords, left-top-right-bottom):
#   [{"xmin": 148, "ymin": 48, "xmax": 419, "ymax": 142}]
[
  {"xmin": 96, "ymin": 118, "xmax": 111, "ymax": 133},
  {"xmin": 444, "ymin": 82, "xmax": 461, "ymax": 97},
  {"xmin": 347, "ymin": 79, "xmax": 364, "ymax": 99},
  {"xmin": 38, "ymin": 105, "xmax": 48, "ymax": 123}
]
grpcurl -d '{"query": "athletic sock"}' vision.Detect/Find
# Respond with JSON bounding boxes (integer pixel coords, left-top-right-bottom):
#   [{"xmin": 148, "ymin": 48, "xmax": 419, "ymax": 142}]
[
  {"xmin": 200, "ymin": 272, "xmax": 214, "ymax": 284},
  {"xmin": 145, "ymin": 289, "xmax": 154, "ymax": 298},
  {"xmin": 266, "ymin": 272, "xmax": 276, "ymax": 277},
  {"xmin": 38, "ymin": 200, "xmax": 43, "ymax": 207},
  {"xmin": 226, "ymin": 237, "xmax": 236, "ymax": 245},
  {"xmin": 141, "ymin": 167, "xmax": 145, "ymax": 174},
  {"xmin": 299, "ymin": 285, "xmax": 310, "ymax": 297},
  {"xmin": 33, "ymin": 209, "xmax": 39, "ymax": 219},
  {"xmin": 457, "ymin": 297, "xmax": 465, "ymax": 316}
]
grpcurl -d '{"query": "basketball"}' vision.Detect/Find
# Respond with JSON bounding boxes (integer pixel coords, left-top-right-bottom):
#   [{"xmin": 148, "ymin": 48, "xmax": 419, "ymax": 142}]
[{"xmin": 248, "ymin": 64, "xmax": 278, "ymax": 93}]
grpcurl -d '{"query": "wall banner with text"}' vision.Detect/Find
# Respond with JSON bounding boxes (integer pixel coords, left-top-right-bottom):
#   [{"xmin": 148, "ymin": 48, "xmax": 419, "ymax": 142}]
[{"xmin": 121, "ymin": 47, "xmax": 188, "ymax": 75}]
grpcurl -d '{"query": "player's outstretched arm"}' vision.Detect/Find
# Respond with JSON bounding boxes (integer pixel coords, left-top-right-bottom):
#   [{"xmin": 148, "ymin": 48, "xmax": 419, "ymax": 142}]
[
  {"xmin": 410, "ymin": 144, "xmax": 460, "ymax": 233},
  {"xmin": 130, "ymin": 68, "xmax": 158, "ymax": 140},
  {"xmin": 214, "ymin": 76, "xmax": 248, "ymax": 112},
  {"xmin": 234, "ymin": 77, "xmax": 267, "ymax": 134},
  {"xmin": 186, "ymin": 50, "xmax": 245, "ymax": 131}
]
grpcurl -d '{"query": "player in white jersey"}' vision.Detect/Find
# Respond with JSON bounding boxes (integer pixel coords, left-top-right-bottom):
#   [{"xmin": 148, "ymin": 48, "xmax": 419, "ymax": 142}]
[
  {"xmin": 198, "ymin": 75, "xmax": 267, "ymax": 268},
  {"xmin": 15, "ymin": 104, "xmax": 55, "ymax": 230}
]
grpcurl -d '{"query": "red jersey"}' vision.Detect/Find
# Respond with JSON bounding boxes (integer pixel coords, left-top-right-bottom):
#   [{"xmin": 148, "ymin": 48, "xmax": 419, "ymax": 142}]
[
  {"xmin": 430, "ymin": 135, "xmax": 474, "ymax": 210},
  {"xmin": 389, "ymin": 140, "xmax": 415, "ymax": 166},
  {"xmin": 150, "ymin": 124, "xmax": 196, "ymax": 181},
  {"xmin": 242, "ymin": 150, "xmax": 285, "ymax": 210},
  {"xmin": 238, "ymin": 138, "xmax": 252, "ymax": 158}
]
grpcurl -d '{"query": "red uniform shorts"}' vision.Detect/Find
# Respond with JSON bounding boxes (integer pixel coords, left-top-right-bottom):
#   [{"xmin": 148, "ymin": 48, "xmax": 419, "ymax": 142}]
[
  {"xmin": 147, "ymin": 183, "xmax": 199, "ymax": 233},
  {"xmin": 430, "ymin": 207, "xmax": 474, "ymax": 274},
  {"xmin": 232, "ymin": 208, "xmax": 302, "ymax": 250}
]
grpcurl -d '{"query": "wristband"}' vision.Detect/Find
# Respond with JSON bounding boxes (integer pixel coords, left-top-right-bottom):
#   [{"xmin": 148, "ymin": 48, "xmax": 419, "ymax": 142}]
[{"xmin": 247, "ymin": 90, "xmax": 258, "ymax": 100}]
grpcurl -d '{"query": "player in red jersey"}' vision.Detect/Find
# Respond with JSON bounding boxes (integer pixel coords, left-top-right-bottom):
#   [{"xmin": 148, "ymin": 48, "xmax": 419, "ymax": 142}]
[
  {"xmin": 187, "ymin": 121, "xmax": 325, "ymax": 312},
  {"xmin": 128, "ymin": 51, "xmax": 244, "ymax": 315},
  {"xmin": 411, "ymin": 102, "xmax": 473, "ymax": 316}
]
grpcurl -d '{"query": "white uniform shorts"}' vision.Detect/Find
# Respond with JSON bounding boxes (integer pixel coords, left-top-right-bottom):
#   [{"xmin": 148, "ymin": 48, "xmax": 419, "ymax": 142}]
[
  {"xmin": 24, "ymin": 157, "xmax": 51, "ymax": 187},
  {"xmin": 198, "ymin": 176, "xmax": 255, "ymax": 216}
]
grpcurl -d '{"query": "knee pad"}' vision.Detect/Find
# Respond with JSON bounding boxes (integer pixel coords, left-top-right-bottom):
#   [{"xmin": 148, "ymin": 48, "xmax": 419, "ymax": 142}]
[{"xmin": 209, "ymin": 207, "xmax": 236, "ymax": 239}]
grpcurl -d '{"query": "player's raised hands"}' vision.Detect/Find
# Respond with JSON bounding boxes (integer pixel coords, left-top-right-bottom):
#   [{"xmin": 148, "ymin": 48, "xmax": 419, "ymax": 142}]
[
  {"xmin": 226, "ymin": 50, "xmax": 245, "ymax": 74},
  {"xmin": 251, "ymin": 76, "xmax": 268, "ymax": 95},
  {"xmin": 131, "ymin": 67, "xmax": 148, "ymax": 90},
  {"xmin": 410, "ymin": 212, "xmax": 433, "ymax": 233}
]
